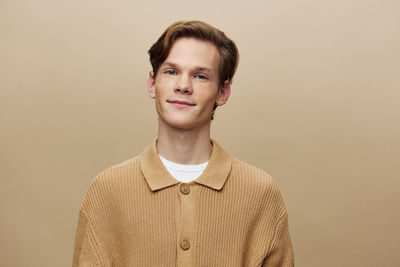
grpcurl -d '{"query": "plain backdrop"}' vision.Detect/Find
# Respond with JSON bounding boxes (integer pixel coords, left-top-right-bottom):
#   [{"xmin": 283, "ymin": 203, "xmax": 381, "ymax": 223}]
[{"xmin": 1, "ymin": 0, "xmax": 399, "ymax": 266}]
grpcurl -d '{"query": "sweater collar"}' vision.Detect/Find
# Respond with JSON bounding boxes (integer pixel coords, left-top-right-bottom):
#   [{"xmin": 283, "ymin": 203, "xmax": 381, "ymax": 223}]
[{"xmin": 139, "ymin": 139, "xmax": 232, "ymax": 191}]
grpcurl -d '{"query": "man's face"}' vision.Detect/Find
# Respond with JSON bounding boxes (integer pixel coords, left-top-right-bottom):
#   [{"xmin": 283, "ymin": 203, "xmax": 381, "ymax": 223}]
[{"xmin": 147, "ymin": 37, "xmax": 230, "ymax": 131}]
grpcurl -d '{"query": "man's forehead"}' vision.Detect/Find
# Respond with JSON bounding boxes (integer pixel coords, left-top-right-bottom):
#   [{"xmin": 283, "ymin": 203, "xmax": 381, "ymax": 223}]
[{"xmin": 160, "ymin": 39, "xmax": 218, "ymax": 70}]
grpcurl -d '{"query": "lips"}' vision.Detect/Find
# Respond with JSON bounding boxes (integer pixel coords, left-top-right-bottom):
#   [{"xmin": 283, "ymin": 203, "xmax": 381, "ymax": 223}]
[{"xmin": 167, "ymin": 100, "xmax": 196, "ymax": 107}]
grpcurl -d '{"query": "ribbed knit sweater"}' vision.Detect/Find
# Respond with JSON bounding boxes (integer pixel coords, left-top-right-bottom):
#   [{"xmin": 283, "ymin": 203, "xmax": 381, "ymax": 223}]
[{"xmin": 73, "ymin": 139, "xmax": 294, "ymax": 266}]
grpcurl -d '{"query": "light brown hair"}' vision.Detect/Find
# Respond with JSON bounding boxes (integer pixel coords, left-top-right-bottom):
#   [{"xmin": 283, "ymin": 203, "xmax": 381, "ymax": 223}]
[{"xmin": 148, "ymin": 21, "xmax": 239, "ymax": 86}]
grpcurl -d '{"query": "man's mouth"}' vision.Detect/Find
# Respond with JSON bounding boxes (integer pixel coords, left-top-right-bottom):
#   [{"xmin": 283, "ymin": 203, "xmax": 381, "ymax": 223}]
[{"xmin": 167, "ymin": 100, "xmax": 196, "ymax": 107}]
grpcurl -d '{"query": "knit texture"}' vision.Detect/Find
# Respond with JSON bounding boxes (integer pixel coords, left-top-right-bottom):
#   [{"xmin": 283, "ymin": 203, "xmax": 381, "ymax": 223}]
[{"xmin": 73, "ymin": 140, "xmax": 294, "ymax": 266}]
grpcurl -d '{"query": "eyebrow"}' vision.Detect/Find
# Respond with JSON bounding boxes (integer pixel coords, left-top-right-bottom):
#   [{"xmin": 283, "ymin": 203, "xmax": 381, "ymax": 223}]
[{"xmin": 161, "ymin": 62, "xmax": 213, "ymax": 73}]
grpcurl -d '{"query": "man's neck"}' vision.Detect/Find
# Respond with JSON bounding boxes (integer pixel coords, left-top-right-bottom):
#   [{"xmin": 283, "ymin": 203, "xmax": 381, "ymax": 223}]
[{"xmin": 157, "ymin": 120, "xmax": 212, "ymax": 165}]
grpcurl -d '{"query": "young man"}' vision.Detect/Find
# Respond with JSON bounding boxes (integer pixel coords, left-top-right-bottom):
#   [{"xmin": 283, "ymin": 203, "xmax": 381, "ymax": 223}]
[{"xmin": 73, "ymin": 21, "xmax": 294, "ymax": 266}]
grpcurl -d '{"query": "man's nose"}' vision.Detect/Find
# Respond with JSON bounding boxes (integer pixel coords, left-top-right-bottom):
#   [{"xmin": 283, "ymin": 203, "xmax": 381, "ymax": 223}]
[{"xmin": 174, "ymin": 74, "xmax": 192, "ymax": 94}]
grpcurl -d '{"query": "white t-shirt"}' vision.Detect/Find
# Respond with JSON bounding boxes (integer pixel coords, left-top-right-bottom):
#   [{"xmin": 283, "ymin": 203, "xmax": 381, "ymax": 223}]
[{"xmin": 159, "ymin": 154, "xmax": 208, "ymax": 183}]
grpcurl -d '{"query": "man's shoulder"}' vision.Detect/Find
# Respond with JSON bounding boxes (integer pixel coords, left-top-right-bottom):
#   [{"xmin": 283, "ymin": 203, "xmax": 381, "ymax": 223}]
[
  {"xmin": 105, "ymin": 156, "xmax": 141, "ymax": 172},
  {"xmin": 231, "ymin": 158, "xmax": 274, "ymax": 181},
  {"xmin": 88, "ymin": 155, "xmax": 142, "ymax": 189},
  {"xmin": 230, "ymin": 158, "xmax": 282, "ymax": 194},
  {"xmin": 229, "ymin": 157, "xmax": 288, "ymax": 215},
  {"xmin": 80, "ymin": 155, "xmax": 143, "ymax": 209}
]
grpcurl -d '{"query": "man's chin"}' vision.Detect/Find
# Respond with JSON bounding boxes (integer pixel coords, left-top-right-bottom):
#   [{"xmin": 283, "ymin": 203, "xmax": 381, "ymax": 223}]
[
  {"xmin": 163, "ymin": 118, "xmax": 210, "ymax": 131},
  {"xmin": 169, "ymin": 121, "xmax": 197, "ymax": 131}
]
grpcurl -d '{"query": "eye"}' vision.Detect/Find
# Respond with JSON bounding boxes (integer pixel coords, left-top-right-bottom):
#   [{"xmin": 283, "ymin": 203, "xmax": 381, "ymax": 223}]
[
  {"xmin": 195, "ymin": 74, "xmax": 208, "ymax": 80},
  {"xmin": 165, "ymin": 70, "xmax": 177, "ymax": 75}
]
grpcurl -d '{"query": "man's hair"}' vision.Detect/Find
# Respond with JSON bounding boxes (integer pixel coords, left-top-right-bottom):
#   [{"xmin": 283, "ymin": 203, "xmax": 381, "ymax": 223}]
[
  {"xmin": 148, "ymin": 21, "xmax": 239, "ymax": 86},
  {"xmin": 148, "ymin": 20, "xmax": 239, "ymax": 119}
]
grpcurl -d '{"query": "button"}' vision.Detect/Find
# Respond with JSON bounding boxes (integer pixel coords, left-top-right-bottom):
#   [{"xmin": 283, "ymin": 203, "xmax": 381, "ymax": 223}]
[
  {"xmin": 180, "ymin": 239, "xmax": 190, "ymax": 250},
  {"xmin": 180, "ymin": 183, "xmax": 190, "ymax": 195}
]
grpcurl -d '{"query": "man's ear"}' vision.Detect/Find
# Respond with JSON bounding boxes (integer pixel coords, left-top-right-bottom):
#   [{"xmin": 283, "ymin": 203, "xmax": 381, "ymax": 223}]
[
  {"xmin": 147, "ymin": 71, "xmax": 156, "ymax": 99},
  {"xmin": 215, "ymin": 80, "xmax": 231, "ymax": 106}
]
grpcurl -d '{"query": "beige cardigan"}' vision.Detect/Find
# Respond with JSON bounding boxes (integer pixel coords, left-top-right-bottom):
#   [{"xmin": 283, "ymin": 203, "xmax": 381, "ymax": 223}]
[{"xmin": 73, "ymin": 140, "xmax": 294, "ymax": 266}]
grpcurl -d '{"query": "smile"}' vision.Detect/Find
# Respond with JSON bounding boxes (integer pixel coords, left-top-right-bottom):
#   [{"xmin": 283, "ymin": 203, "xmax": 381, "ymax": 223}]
[{"xmin": 167, "ymin": 100, "xmax": 196, "ymax": 107}]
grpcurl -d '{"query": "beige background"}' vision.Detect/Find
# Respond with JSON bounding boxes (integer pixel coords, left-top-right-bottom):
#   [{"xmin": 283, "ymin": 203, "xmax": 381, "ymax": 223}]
[{"xmin": 1, "ymin": 0, "xmax": 399, "ymax": 266}]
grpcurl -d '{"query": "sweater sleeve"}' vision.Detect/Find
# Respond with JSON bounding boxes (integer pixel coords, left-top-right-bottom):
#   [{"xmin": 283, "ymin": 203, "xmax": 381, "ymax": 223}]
[
  {"xmin": 72, "ymin": 209, "xmax": 107, "ymax": 267},
  {"xmin": 261, "ymin": 213, "xmax": 294, "ymax": 267}
]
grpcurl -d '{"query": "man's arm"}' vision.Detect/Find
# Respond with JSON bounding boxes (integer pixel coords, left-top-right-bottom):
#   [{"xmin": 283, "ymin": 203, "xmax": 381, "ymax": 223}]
[
  {"xmin": 261, "ymin": 213, "xmax": 294, "ymax": 267},
  {"xmin": 72, "ymin": 209, "xmax": 107, "ymax": 267}
]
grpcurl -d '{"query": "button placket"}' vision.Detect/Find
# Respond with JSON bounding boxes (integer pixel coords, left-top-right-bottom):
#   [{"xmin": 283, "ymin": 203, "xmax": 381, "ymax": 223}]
[{"xmin": 177, "ymin": 183, "xmax": 197, "ymax": 266}]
